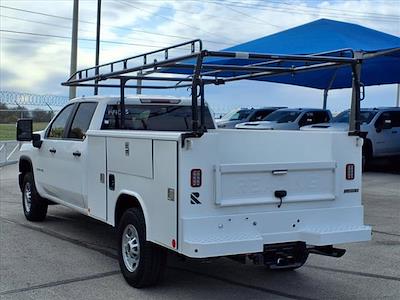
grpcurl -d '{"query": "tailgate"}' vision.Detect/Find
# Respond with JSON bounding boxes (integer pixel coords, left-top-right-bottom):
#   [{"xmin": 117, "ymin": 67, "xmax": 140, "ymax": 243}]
[{"xmin": 215, "ymin": 161, "xmax": 336, "ymax": 206}]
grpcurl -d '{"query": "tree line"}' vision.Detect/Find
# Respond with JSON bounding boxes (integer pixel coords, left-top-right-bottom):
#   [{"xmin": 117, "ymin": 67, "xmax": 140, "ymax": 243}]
[{"xmin": 0, "ymin": 103, "xmax": 54, "ymax": 123}]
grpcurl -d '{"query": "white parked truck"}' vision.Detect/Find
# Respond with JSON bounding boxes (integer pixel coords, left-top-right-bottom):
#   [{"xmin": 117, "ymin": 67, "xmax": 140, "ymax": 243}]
[
  {"xmin": 16, "ymin": 40, "xmax": 371, "ymax": 288},
  {"xmin": 235, "ymin": 108, "xmax": 332, "ymax": 130},
  {"xmin": 301, "ymin": 107, "xmax": 400, "ymax": 169}
]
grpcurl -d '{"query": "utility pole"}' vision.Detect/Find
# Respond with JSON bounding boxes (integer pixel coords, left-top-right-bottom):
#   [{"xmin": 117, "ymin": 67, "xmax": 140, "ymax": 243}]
[
  {"xmin": 94, "ymin": 0, "xmax": 102, "ymax": 95},
  {"xmin": 69, "ymin": 0, "xmax": 79, "ymax": 100}
]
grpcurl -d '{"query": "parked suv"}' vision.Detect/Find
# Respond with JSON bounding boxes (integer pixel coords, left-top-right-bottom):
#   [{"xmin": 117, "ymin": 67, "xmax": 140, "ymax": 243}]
[
  {"xmin": 235, "ymin": 108, "xmax": 332, "ymax": 130},
  {"xmin": 301, "ymin": 107, "xmax": 400, "ymax": 168},
  {"xmin": 216, "ymin": 107, "xmax": 285, "ymax": 128}
]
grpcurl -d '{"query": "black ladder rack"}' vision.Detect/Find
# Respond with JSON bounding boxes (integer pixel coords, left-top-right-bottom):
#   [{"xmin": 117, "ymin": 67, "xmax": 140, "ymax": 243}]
[{"xmin": 62, "ymin": 39, "xmax": 362, "ymax": 136}]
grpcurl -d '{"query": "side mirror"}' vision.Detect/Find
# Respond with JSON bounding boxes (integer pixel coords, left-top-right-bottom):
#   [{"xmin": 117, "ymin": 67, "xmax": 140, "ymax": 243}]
[
  {"xmin": 16, "ymin": 119, "xmax": 42, "ymax": 148},
  {"xmin": 16, "ymin": 119, "xmax": 33, "ymax": 141},
  {"xmin": 32, "ymin": 134, "xmax": 42, "ymax": 149}
]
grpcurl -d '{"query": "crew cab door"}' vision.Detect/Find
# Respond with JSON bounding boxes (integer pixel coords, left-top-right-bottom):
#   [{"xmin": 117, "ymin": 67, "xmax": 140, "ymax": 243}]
[
  {"xmin": 373, "ymin": 111, "xmax": 400, "ymax": 156},
  {"xmin": 36, "ymin": 102, "xmax": 97, "ymax": 208}
]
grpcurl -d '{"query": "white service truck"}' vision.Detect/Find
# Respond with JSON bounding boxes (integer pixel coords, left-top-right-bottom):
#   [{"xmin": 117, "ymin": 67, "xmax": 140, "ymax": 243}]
[{"xmin": 16, "ymin": 40, "xmax": 371, "ymax": 288}]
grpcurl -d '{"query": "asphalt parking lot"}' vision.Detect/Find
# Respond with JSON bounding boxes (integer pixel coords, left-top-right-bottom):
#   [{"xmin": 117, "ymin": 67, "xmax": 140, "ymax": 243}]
[{"xmin": 0, "ymin": 162, "xmax": 399, "ymax": 300}]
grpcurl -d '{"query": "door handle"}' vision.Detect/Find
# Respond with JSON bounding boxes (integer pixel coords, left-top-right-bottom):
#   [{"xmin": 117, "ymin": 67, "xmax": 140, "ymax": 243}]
[
  {"xmin": 49, "ymin": 148, "xmax": 56, "ymax": 154},
  {"xmin": 109, "ymin": 174, "xmax": 115, "ymax": 191},
  {"xmin": 73, "ymin": 151, "xmax": 81, "ymax": 157}
]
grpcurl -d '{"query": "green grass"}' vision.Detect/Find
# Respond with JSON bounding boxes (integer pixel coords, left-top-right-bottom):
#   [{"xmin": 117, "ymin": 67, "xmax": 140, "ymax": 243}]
[{"xmin": 0, "ymin": 122, "xmax": 48, "ymax": 141}]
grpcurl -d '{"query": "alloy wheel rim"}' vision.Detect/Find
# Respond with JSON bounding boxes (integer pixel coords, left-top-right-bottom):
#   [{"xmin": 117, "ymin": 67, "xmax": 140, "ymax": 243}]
[
  {"xmin": 24, "ymin": 182, "xmax": 32, "ymax": 213},
  {"xmin": 122, "ymin": 224, "xmax": 140, "ymax": 272}
]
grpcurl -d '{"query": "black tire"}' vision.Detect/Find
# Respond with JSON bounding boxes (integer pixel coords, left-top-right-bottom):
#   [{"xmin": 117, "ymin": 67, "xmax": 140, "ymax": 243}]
[
  {"xmin": 22, "ymin": 172, "xmax": 48, "ymax": 222},
  {"xmin": 362, "ymin": 140, "xmax": 373, "ymax": 172},
  {"xmin": 117, "ymin": 208, "xmax": 166, "ymax": 288}
]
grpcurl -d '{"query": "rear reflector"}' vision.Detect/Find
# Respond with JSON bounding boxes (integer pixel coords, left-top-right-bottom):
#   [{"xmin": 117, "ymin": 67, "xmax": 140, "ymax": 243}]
[
  {"xmin": 191, "ymin": 169, "xmax": 202, "ymax": 187},
  {"xmin": 346, "ymin": 164, "xmax": 355, "ymax": 180}
]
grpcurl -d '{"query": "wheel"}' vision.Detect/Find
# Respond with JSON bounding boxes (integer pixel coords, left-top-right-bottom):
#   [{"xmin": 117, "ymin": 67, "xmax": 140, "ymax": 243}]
[
  {"xmin": 22, "ymin": 172, "xmax": 48, "ymax": 221},
  {"xmin": 117, "ymin": 208, "xmax": 166, "ymax": 288}
]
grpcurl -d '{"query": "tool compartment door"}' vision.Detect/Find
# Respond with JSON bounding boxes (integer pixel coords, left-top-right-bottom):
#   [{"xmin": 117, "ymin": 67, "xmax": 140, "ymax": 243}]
[
  {"xmin": 87, "ymin": 135, "xmax": 107, "ymax": 221},
  {"xmin": 151, "ymin": 140, "xmax": 178, "ymax": 248}
]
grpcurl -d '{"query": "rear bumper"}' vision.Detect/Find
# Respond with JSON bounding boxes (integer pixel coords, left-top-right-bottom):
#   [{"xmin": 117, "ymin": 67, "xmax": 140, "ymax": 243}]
[{"xmin": 179, "ymin": 206, "xmax": 371, "ymax": 258}]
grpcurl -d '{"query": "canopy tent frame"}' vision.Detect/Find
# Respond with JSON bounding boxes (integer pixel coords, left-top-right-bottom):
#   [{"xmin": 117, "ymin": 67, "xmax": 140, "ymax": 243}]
[
  {"xmin": 321, "ymin": 48, "xmax": 400, "ymax": 109},
  {"xmin": 62, "ymin": 39, "xmax": 363, "ymax": 140}
]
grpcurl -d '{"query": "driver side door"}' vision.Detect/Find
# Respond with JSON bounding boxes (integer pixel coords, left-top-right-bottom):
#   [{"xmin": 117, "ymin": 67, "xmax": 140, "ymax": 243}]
[
  {"xmin": 35, "ymin": 103, "xmax": 76, "ymax": 202},
  {"xmin": 373, "ymin": 112, "xmax": 395, "ymax": 156}
]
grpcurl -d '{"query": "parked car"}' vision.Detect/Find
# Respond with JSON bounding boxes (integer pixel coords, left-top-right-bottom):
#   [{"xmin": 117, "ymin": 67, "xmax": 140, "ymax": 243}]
[
  {"xmin": 235, "ymin": 108, "xmax": 332, "ymax": 130},
  {"xmin": 301, "ymin": 107, "xmax": 400, "ymax": 169},
  {"xmin": 216, "ymin": 107, "xmax": 285, "ymax": 128}
]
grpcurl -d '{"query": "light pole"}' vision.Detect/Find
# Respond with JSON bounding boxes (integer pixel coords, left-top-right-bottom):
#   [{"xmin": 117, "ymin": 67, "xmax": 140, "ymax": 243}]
[{"xmin": 69, "ymin": 0, "xmax": 79, "ymax": 100}]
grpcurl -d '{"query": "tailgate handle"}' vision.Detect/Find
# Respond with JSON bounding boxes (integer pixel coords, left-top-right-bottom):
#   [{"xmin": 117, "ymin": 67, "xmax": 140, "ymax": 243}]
[
  {"xmin": 272, "ymin": 170, "xmax": 287, "ymax": 175},
  {"xmin": 274, "ymin": 190, "xmax": 287, "ymax": 208}
]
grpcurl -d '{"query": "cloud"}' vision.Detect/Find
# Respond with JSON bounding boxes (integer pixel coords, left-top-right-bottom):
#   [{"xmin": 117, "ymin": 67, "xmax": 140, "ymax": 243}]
[{"xmin": 0, "ymin": 0, "xmax": 399, "ymax": 111}]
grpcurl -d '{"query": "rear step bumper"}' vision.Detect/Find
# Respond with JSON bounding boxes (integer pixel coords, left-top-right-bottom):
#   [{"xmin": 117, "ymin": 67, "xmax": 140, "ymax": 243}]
[{"xmin": 180, "ymin": 206, "xmax": 371, "ymax": 258}]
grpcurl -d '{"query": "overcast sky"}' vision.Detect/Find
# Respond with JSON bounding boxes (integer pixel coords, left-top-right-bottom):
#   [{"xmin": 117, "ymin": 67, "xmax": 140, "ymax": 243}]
[{"xmin": 1, "ymin": 0, "xmax": 399, "ymax": 113}]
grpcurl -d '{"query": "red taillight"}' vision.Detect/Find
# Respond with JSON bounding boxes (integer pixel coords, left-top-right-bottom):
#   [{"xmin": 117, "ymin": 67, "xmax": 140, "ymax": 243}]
[
  {"xmin": 191, "ymin": 169, "xmax": 202, "ymax": 187},
  {"xmin": 346, "ymin": 164, "xmax": 355, "ymax": 180}
]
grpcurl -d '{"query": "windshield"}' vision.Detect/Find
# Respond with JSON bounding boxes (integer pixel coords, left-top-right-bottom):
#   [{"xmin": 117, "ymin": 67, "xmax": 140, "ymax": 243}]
[
  {"xmin": 264, "ymin": 110, "xmax": 301, "ymax": 123},
  {"xmin": 332, "ymin": 110, "xmax": 377, "ymax": 124},
  {"xmin": 220, "ymin": 108, "xmax": 251, "ymax": 121}
]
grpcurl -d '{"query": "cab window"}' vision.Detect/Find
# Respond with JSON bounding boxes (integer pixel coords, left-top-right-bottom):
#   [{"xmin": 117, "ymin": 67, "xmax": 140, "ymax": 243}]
[
  {"xmin": 390, "ymin": 111, "xmax": 400, "ymax": 127},
  {"xmin": 375, "ymin": 112, "xmax": 391, "ymax": 129},
  {"xmin": 102, "ymin": 104, "xmax": 215, "ymax": 131},
  {"xmin": 47, "ymin": 104, "xmax": 75, "ymax": 139},
  {"xmin": 249, "ymin": 109, "xmax": 274, "ymax": 122},
  {"xmin": 313, "ymin": 111, "xmax": 331, "ymax": 123},
  {"xmin": 68, "ymin": 102, "xmax": 98, "ymax": 140},
  {"xmin": 299, "ymin": 112, "xmax": 315, "ymax": 126}
]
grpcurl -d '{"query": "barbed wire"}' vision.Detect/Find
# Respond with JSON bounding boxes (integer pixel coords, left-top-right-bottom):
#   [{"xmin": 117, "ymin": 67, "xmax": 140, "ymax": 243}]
[{"xmin": 0, "ymin": 90, "xmax": 69, "ymax": 107}]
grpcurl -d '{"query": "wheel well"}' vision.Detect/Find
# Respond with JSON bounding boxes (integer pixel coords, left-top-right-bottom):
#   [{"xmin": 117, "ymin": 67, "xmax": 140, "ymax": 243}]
[
  {"xmin": 114, "ymin": 194, "xmax": 143, "ymax": 227},
  {"xmin": 19, "ymin": 157, "xmax": 32, "ymax": 174},
  {"xmin": 19, "ymin": 158, "xmax": 33, "ymax": 191},
  {"xmin": 363, "ymin": 139, "xmax": 373, "ymax": 157}
]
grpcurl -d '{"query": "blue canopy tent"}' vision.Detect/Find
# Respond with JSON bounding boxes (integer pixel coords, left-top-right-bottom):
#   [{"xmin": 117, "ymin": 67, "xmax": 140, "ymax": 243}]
[{"xmin": 221, "ymin": 19, "xmax": 400, "ymax": 108}]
